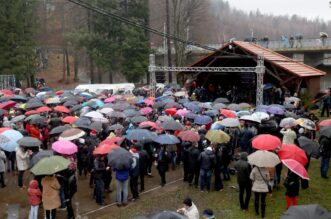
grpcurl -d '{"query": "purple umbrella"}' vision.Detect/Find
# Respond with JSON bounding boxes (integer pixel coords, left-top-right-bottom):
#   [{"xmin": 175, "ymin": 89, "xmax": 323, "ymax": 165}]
[
  {"xmin": 194, "ymin": 115, "xmax": 213, "ymax": 125},
  {"xmin": 267, "ymin": 106, "xmax": 285, "ymax": 115}
]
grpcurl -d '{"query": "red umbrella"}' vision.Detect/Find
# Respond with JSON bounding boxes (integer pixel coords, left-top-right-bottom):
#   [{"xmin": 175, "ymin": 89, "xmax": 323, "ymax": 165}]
[
  {"xmin": 25, "ymin": 110, "xmax": 39, "ymax": 116},
  {"xmin": 178, "ymin": 130, "xmax": 200, "ymax": 142},
  {"xmin": 165, "ymin": 108, "xmax": 177, "ymax": 116},
  {"xmin": 139, "ymin": 121, "xmax": 159, "ymax": 130},
  {"xmin": 54, "ymin": 105, "xmax": 70, "ymax": 113},
  {"xmin": 0, "ymin": 89, "xmax": 13, "ymax": 96},
  {"xmin": 144, "ymin": 99, "xmax": 154, "ymax": 106},
  {"xmin": 140, "ymin": 107, "xmax": 153, "ymax": 115},
  {"xmin": 220, "ymin": 109, "xmax": 236, "ymax": 118},
  {"xmin": 55, "ymin": 90, "xmax": 64, "ymax": 95},
  {"xmin": 319, "ymin": 119, "xmax": 331, "ymax": 127},
  {"xmin": 252, "ymin": 134, "xmax": 281, "ymax": 151},
  {"xmin": 93, "ymin": 143, "xmax": 119, "ymax": 155},
  {"xmin": 278, "ymin": 144, "xmax": 308, "ymax": 166},
  {"xmin": 104, "ymin": 97, "xmax": 116, "ymax": 103},
  {"xmin": 62, "ymin": 116, "xmax": 77, "ymax": 124},
  {"xmin": 0, "ymin": 101, "xmax": 16, "ymax": 110},
  {"xmin": 100, "ymin": 137, "xmax": 122, "ymax": 145},
  {"xmin": 36, "ymin": 106, "xmax": 52, "ymax": 113},
  {"xmin": 282, "ymin": 159, "xmax": 309, "ymax": 180},
  {"xmin": 0, "ymin": 127, "xmax": 12, "ymax": 133}
]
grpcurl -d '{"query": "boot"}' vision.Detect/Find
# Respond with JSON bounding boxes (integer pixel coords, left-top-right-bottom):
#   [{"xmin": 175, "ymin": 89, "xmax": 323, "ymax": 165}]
[
  {"xmin": 255, "ymin": 201, "xmax": 259, "ymax": 216},
  {"xmin": 261, "ymin": 203, "xmax": 266, "ymax": 218}
]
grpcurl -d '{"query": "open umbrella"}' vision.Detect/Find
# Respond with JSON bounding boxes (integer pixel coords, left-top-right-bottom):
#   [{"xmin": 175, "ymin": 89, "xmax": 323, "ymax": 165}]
[
  {"xmin": 194, "ymin": 115, "xmax": 212, "ymax": 125},
  {"xmin": 183, "ymin": 102, "xmax": 201, "ymax": 113},
  {"xmin": 63, "ymin": 100, "xmax": 79, "ymax": 107},
  {"xmin": 84, "ymin": 111, "xmax": 108, "ymax": 123},
  {"xmin": 31, "ymin": 156, "xmax": 70, "ymax": 175},
  {"xmin": 126, "ymin": 129, "xmax": 156, "ymax": 142},
  {"xmin": 183, "ymin": 112, "xmax": 197, "ymax": 119},
  {"xmin": 175, "ymin": 109, "xmax": 190, "ymax": 117},
  {"xmin": 140, "ymin": 107, "xmax": 153, "ymax": 115},
  {"xmin": 93, "ymin": 143, "xmax": 119, "ymax": 155},
  {"xmin": 139, "ymin": 121, "xmax": 159, "ymax": 130},
  {"xmin": 59, "ymin": 128, "xmax": 85, "ymax": 141},
  {"xmin": 17, "ymin": 137, "xmax": 42, "ymax": 147},
  {"xmin": 198, "ymin": 102, "xmax": 213, "ymax": 110},
  {"xmin": 131, "ymin": 116, "xmax": 148, "ymax": 124},
  {"xmin": 108, "ymin": 111, "xmax": 126, "ymax": 119},
  {"xmin": 280, "ymin": 118, "xmax": 298, "ymax": 128},
  {"xmin": 278, "ymin": 144, "xmax": 308, "ymax": 166},
  {"xmin": 320, "ymin": 126, "xmax": 331, "ymax": 138},
  {"xmin": 319, "ymin": 119, "xmax": 331, "ymax": 127},
  {"xmin": 70, "ymin": 104, "xmax": 83, "ymax": 112},
  {"xmin": 252, "ymin": 134, "xmax": 281, "ymax": 151},
  {"xmin": 10, "ymin": 115, "xmax": 26, "ymax": 123},
  {"xmin": 214, "ymin": 97, "xmax": 230, "ymax": 103},
  {"xmin": 46, "ymin": 97, "xmax": 61, "ymax": 105},
  {"xmin": 204, "ymin": 109, "xmax": 219, "ymax": 117},
  {"xmin": 297, "ymin": 136, "xmax": 320, "ymax": 158},
  {"xmin": 36, "ymin": 106, "xmax": 52, "ymax": 113},
  {"xmin": 154, "ymin": 134, "xmax": 180, "ymax": 145},
  {"xmin": 49, "ymin": 126, "xmax": 71, "ymax": 136},
  {"xmin": 240, "ymin": 115, "xmax": 261, "ymax": 123},
  {"xmin": 227, "ymin": 103, "xmax": 241, "ymax": 111},
  {"xmin": 148, "ymin": 211, "xmax": 187, "ymax": 219},
  {"xmin": 29, "ymin": 150, "xmax": 54, "ymax": 168},
  {"xmin": 52, "ymin": 140, "xmax": 78, "ymax": 155},
  {"xmin": 252, "ymin": 112, "xmax": 270, "ymax": 121},
  {"xmin": 0, "ymin": 101, "xmax": 16, "ymax": 110},
  {"xmin": 30, "ymin": 116, "xmax": 47, "ymax": 125},
  {"xmin": 178, "ymin": 130, "xmax": 200, "ymax": 142},
  {"xmin": 248, "ymin": 150, "xmax": 281, "ymax": 167},
  {"xmin": 25, "ymin": 100, "xmax": 44, "ymax": 109},
  {"xmin": 104, "ymin": 97, "xmax": 116, "ymax": 103},
  {"xmin": 206, "ymin": 130, "xmax": 230, "ymax": 143},
  {"xmin": 62, "ymin": 116, "xmax": 78, "ymax": 124},
  {"xmin": 108, "ymin": 124, "xmax": 124, "ymax": 131},
  {"xmin": 267, "ymin": 106, "xmax": 285, "ymax": 115},
  {"xmin": 165, "ymin": 108, "xmax": 177, "ymax": 116},
  {"xmin": 213, "ymin": 103, "xmax": 227, "ymax": 111},
  {"xmin": 220, "ymin": 109, "xmax": 236, "ymax": 118},
  {"xmin": 239, "ymin": 102, "xmax": 251, "ymax": 110},
  {"xmin": 281, "ymin": 204, "xmax": 331, "ymax": 219},
  {"xmin": 281, "ymin": 159, "xmax": 309, "ymax": 180},
  {"xmin": 296, "ymin": 118, "xmax": 316, "ymax": 131},
  {"xmin": 219, "ymin": 118, "xmax": 240, "ymax": 127},
  {"xmin": 0, "ymin": 135, "xmax": 17, "ymax": 152},
  {"xmin": 54, "ymin": 105, "xmax": 70, "ymax": 114},
  {"xmin": 100, "ymin": 107, "xmax": 114, "ymax": 115},
  {"xmin": 107, "ymin": 147, "xmax": 133, "ymax": 170},
  {"xmin": 160, "ymin": 120, "xmax": 184, "ymax": 131}
]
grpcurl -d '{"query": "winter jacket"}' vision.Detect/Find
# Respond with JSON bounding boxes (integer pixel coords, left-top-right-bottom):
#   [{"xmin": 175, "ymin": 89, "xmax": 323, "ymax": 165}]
[
  {"xmin": 239, "ymin": 127, "xmax": 254, "ymax": 151},
  {"xmin": 94, "ymin": 158, "xmax": 106, "ymax": 180},
  {"xmin": 198, "ymin": 149, "xmax": 216, "ymax": 170},
  {"xmin": 29, "ymin": 125, "xmax": 42, "ymax": 141},
  {"xmin": 284, "ymin": 171, "xmax": 300, "ymax": 197},
  {"xmin": 234, "ymin": 152, "xmax": 251, "ymax": 185},
  {"xmin": 320, "ymin": 137, "xmax": 331, "ymax": 157},
  {"xmin": 115, "ymin": 169, "xmax": 129, "ymax": 182},
  {"xmin": 27, "ymin": 180, "xmax": 42, "ymax": 206},
  {"xmin": 0, "ymin": 150, "xmax": 6, "ymax": 173},
  {"xmin": 187, "ymin": 146, "xmax": 200, "ymax": 171},
  {"xmin": 41, "ymin": 176, "xmax": 61, "ymax": 210},
  {"xmin": 130, "ymin": 153, "xmax": 140, "ymax": 177},
  {"xmin": 138, "ymin": 149, "xmax": 149, "ymax": 174},
  {"xmin": 280, "ymin": 128, "xmax": 297, "ymax": 144},
  {"xmin": 250, "ymin": 166, "xmax": 270, "ymax": 193},
  {"xmin": 16, "ymin": 147, "xmax": 29, "ymax": 171},
  {"xmin": 156, "ymin": 149, "xmax": 170, "ymax": 172},
  {"xmin": 182, "ymin": 202, "xmax": 199, "ymax": 219}
]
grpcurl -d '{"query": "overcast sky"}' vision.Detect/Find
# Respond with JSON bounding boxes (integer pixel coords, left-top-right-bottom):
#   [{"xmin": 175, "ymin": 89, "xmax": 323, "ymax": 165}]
[{"xmin": 226, "ymin": 0, "xmax": 331, "ymax": 22}]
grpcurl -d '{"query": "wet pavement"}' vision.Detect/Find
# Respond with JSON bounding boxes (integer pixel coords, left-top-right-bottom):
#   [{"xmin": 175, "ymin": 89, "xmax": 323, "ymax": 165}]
[{"xmin": 0, "ymin": 166, "xmax": 184, "ymax": 219}]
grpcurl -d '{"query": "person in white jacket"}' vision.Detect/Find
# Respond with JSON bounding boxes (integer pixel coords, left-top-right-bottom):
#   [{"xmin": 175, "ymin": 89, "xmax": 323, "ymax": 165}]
[
  {"xmin": 177, "ymin": 198, "xmax": 199, "ymax": 219},
  {"xmin": 280, "ymin": 127, "xmax": 297, "ymax": 144},
  {"xmin": 16, "ymin": 146, "xmax": 31, "ymax": 189}
]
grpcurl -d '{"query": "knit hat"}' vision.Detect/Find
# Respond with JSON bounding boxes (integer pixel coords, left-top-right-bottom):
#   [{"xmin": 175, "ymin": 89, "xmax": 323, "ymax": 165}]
[
  {"xmin": 202, "ymin": 209, "xmax": 215, "ymax": 218},
  {"xmin": 90, "ymin": 129, "xmax": 97, "ymax": 135},
  {"xmin": 183, "ymin": 198, "xmax": 192, "ymax": 207},
  {"xmin": 130, "ymin": 148, "xmax": 137, "ymax": 153},
  {"xmin": 206, "ymin": 146, "xmax": 212, "ymax": 151}
]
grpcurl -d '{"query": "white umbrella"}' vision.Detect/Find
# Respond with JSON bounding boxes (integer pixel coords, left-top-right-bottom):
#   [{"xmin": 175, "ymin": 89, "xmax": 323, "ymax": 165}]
[
  {"xmin": 174, "ymin": 91, "xmax": 187, "ymax": 97},
  {"xmin": 248, "ymin": 150, "xmax": 280, "ymax": 167},
  {"xmin": 240, "ymin": 115, "xmax": 261, "ymax": 123},
  {"xmin": 280, "ymin": 117, "xmax": 298, "ymax": 128},
  {"xmin": 227, "ymin": 103, "xmax": 241, "ymax": 111},
  {"xmin": 219, "ymin": 118, "xmax": 240, "ymax": 127},
  {"xmin": 252, "ymin": 112, "xmax": 270, "ymax": 121},
  {"xmin": 100, "ymin": 107, "xmax": 114, "ymax": 115},
  {"xmin": 84, "ymin": 111, "xmax": 109, "ymax": 123}
]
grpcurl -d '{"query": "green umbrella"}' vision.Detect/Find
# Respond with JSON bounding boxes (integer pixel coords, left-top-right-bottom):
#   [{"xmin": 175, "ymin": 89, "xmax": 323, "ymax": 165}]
[{"xmin": 30, "ymin": 156, "xmax": 70, "ymax": 176}]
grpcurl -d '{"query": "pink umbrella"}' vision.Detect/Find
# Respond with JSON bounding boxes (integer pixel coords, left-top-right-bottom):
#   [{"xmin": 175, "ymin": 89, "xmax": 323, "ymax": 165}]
[
  {"xmin": 52, "ymin": 140, "xmax": 78, "ymax": 155},
  {"xmin": 144, "ymin": 99, "xmax": 154, "ymax": 106},
  {"xmin": 282, "ymin": 159, "xmax": 309, "ymax": 180},
  {"xmin": 140, "ymin": 107, "xmax": 153, "ymax": 115},
  {"xmin": 104, "ymin": 97, "xmax": 116, "ymax": 103},
  {"xmin": 176, "ymin": 109, "xmax": 190, "ymax": 117}
]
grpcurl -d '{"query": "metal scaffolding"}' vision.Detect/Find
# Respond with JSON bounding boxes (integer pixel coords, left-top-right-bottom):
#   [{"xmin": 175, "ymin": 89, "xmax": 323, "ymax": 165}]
[{"xmin": 149, "ymin": 54, "xmax": 265, "ymax": 105}]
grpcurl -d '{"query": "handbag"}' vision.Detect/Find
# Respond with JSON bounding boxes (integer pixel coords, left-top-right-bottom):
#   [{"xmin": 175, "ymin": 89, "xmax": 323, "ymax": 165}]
[{"xmin": 257, "ymin": 167, "xmax": 272, "ymax": 193}]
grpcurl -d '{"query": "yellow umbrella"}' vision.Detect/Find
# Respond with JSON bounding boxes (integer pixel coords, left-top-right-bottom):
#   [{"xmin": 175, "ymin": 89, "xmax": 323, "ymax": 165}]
[
  {"xmin": 19, "ymin": 103, "xmax": 26, "ymax": 109},
  {"xmin": 206, "ymin": 130, "xmax": 230, "ymax": 144},
  {"xmin": 296, "ymin": 118, "xmax": 316, "ymax": 130}
]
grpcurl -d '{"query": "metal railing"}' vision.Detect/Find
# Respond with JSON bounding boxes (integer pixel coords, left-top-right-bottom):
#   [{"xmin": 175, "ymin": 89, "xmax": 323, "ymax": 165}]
[
  {"xmin": 153, "ymin": 38, "xmax": 331, "ymax": 54},
  {"xmin": 0, "ymin": 75, "xmax": 16, "ymax": 90}
]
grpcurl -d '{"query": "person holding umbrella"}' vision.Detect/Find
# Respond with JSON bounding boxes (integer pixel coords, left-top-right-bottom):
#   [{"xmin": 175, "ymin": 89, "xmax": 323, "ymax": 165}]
[
  {"xmin": 41, "ymin": 175, "xmax": 61, "ymax": 219},
  {"xmin": 320, "ymin": 135, "xmax": 331, "ymax": 179},
  {"xmin": 93, "ymin": 155, "xmax": 108, "ymax": 205},
  {"xmin": 129, "ymin": 147, "xmax": 140, "ymax": 201},
  {"xmin": 155, "ymin": 145, "xmax": 170, "ymax": 187},
  {"xmin": 16, "ymin": 146, "xmax": 31, "ymax": 189}
]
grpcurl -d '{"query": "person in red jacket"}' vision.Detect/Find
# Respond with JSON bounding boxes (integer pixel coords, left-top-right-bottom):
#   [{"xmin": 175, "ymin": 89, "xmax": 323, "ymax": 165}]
[
  {"xmin": 29, "ymin": 124, "xmax": 43, "ymax": 141},
  {"xmin": 27, "ymin": 179, "xmax": 42, "ymax": 219}
]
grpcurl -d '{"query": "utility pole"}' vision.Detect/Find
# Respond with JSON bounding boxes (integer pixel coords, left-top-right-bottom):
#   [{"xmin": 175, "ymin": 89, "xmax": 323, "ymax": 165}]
[{"xmin": 166, "ymin": 0, "xmax": 172, "ymax": 83}]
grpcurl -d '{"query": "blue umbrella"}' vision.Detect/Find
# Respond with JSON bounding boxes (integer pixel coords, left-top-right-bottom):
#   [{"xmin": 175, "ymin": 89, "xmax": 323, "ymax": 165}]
[
  {"xmin": 154, "ymin": 134, "xmax": 180, "ymax": 145},
  {"xmin": 236, "ymin": 110, "xmax": 251, "ymax": 117},
  {"xmin": 0, "ymin": 136, "xmax": 18, "ymax": 152},
  {"xmin": 194, "ymin": 115, "xmax": 212, "ymax": 125},
  {"xmin": 184, "ymin": 112, "xmax": 197, "ymax": 119},
  {"xmin": 211, "ymin": 122, "xmax": 225, "ymax": 130},
  {"xmin": 126, "ymin": 129, "xmax": 156, "ymax": 142},
  {"xmin": 256, "ymin": 105, "xmax": 269, "ymax": 113},
  {"xmin": 205, "ymin": 110, "xmax": 219, "ymax": 117},
  {"xmin": 184, "ymin": 102, "xmax": 201, "ymax": 113}
]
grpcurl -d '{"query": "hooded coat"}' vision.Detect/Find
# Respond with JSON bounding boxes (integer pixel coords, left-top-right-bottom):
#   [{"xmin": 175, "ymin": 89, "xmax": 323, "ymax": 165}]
[
  {"xmin": 41, "ymin": 176, "xmax": 61, "ymax": 210},
  {"xmin": 234, "ymin": 152, "xmax": 252, "ymax": 185},
  {"xmin": 198, "ymin": 148, "xmax": 216, "ymax": 170},
  {"xmin": 27, "ymin": 180, "xmax": 42, "ymax": 206}
]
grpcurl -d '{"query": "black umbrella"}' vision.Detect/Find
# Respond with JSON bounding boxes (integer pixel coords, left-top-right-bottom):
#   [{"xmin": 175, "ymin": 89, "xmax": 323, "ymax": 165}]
[
  {"xmin": 108, "ymin": 124, "xmax": 124, "ymax": 131},
  {"xmin": 49, "ymin": 125, "xmax": 71, "ymax": 136},
  {"xmin": 154, "ymin": 134, "xmax": 180, "ymax": 145},
  {"xmin": 18, "ymin": 137, "xmax": 42, "ymax": 147},
  {"xmin": 184, "ymin": 112, "xmax": 198, "ymax": 119},
  {"xmin": 108, "ymin": 111, "xmax": 126, "ymax": 119},
  {"xmin": 123, "ymin": 109, "xmax": 141, "ymax": 117},
  {"xmin": 214, "ymin": 97, "xmax": 230, "ymax": 104},
  {"xmin": 160, "ymin": 120, "xmax": 184, "ymax": 131},
  {"xmin": 298, "ymin": 136, "xmax": 320, "ymax": 158},
  {"xmin": 75, "ymin": 117, "xmax": 92, "ymax": 127},
  {"xmin": 89, "ymin": 121, "xmax": 103, "ymax": 132},
  {"xmin": 164, "ymin": 102, "xmax": 182, "ymax": 109},
  {"xmin": 63, "ymin": 100, "xmax": 79, "ymax": 107},
  {"xmin": 126, "ymin": 129, "xmax": 156, "ymax": 142},
  {"xmin": 320, "ymin": 126, "xmax": 331, "ymax": 138},
  {"xmin": 107, "ymin": 148, "xmax": 133, "ymax": 170},
  {"xmin": 29, "ymin": 150, "xmax": 54, "ymax": 168},
  {"xmin": 148, "ymin": 211, "xmax": 187, "ymax": 219},
  {"xmin": 30, "ymin": 116, "xmax": 48, "ymax": 125},
  {"xmin": 112, "ymin": 102, "xmax": 130, "ymax": 111},
  {"xmin": 70, "ymin": 104, "xmax": 83, "ymax": 112},
  {"xmin": 9, "ymin": 95, "xmax": 27, "ymax": 102},
  {"xmin": 0, "ymin": 109, "xmax": 7, "ymax": 117},
  {"xmin": 152, "ymin": 102, "xmax": 165, "ymax": 109},
  {"xmin": 281, "ymin": 204, "xmax": 331, "ymax": 219},
  {"xmin": 131, "ymin": 116, "xmax": 148, "ymax": 124},
  {"xmin": 25, "ymin": 100, "xmax": 44, "ymax": 109}
]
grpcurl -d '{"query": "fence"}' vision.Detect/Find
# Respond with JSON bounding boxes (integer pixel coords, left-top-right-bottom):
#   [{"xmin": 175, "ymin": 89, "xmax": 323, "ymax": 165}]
[{"xmin": 0, "ymin": 75, "xmax": 16, "ymax": 90}]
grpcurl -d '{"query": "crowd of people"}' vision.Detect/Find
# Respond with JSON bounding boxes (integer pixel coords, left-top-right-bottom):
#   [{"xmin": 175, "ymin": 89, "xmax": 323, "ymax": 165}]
[{"xmin": 0, "ymin": 85, "xmax": 329, "ymax": 219}]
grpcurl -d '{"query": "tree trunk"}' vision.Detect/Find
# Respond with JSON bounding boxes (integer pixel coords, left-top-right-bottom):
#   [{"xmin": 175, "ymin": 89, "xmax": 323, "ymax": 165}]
[
  {"xmin": 89, "ymin": 56, "xmax": 95, "ymax": 84},
  {"xmin": 73, "ymin": 52, "xmax": 79, "ymax": 82},
  {"xmin": 65, "ymin": 47, "xmax": 70, "ymax": 84},
  {"xmin": 98, "ymin": 67, "xmax": 102, "ymax": 83},
  {"xmin": 62, "ymin": 48, "xmax": 66, "ymax": 83},
  {"xmin": 109, "ymin": 71, "xmax": 113, "ymax": 84}
]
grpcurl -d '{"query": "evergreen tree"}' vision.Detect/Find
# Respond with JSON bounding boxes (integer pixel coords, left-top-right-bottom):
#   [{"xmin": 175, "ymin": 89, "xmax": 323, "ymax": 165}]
[{"xmin": 0, "ymin": 0, "xmax": 38, "ymax": 86}]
